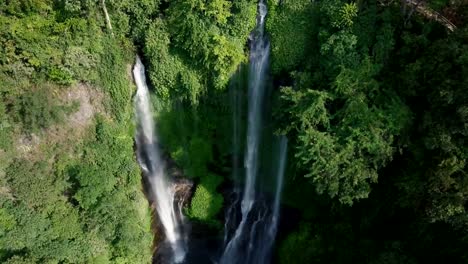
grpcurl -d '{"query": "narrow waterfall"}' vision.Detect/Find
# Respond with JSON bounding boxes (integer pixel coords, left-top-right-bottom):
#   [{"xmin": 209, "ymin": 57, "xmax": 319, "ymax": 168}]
[
  {"xmin": 271, "ymin": 137, "xmax": 287, "ymax": 237},
  {"xmin": 133, "ymin": 57, "xmax": 187, "ymax": 263},
  {"xmin": 261, "ymin": 137, "xmax": 288, "ymax": 262},
  {"xmin": 242, "ymin": 137, "xmax": 288, "ymax": 264},
  {"xmin": 221, "ymin": 1, "xmax": 287, "ymax": 263},
  {"xmin": 242, "ymin": 0, "xmax": 268, "ymax": 220},
  {"xmin": 220, "ymin": 1, "xmax": 268, "ymax": 260}
]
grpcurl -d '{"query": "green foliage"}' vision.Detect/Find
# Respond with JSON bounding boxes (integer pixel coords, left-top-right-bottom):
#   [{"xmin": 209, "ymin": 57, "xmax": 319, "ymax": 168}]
[
  {"xmin": 206, "ymin": 0, "xmax": 232, "ymax": 24},
  {"xmin": 320, "ymin": 0, "xmax": 358, "ymax": 29},
  {"xmin": 226, "ymin": 0, "xmax": 257, "ymax": 39},
  {"xmin": 1, "ymin": 158, "xmax": 103, "ymax": 263},
  {"xmin": 211, "ymin": 34, "xmax": 246, "ymax": 87},
  {"xmin": 107, "ymin": 0, "xmax": 160, "ymax": 43},
  {"xmin": 158, "ymin": 94, "xmax": 232, "ymax": 177},
  {"xmin": 187, "ymin": 173, "xmax": 223, "ymax": 224},
  {"xmin": 0, "ymin": 90, "xmax": 14, "ymax": 187},
  {"xmin": 97, "ymin": 36, "xmax": 134, "ymax": 120},
  {"xmin": 0, "ymin": 208, "xmax": 15, "ymax": 232},
  {"xmin": 139, "ymin": 0, "xmax": 256, "ymax": 103},
  {"xmin": 278, "ymin": 224, "xmax": 321, "ymax": 264},
  {"xmin": 339, "ymin": 3, "xmax": 358, "ymax": 28},
  {"xmin": 274, "ymin": 2, "xmax": 468, "ymax": 263},
  {"xmin": 187, "ymin": 137, "xmax": 214, "ymax": 177},
  {"xmin": 0, "ymin": 0, "xmax": 52, "ymax": 17},
  {"xmin": 0, "ymin": 0, "xmax": 129, "ymax": 128},
  {"xmin": 0, "ymin": 73, "xmax": 76, "ymax": 136},
  {"xmin": 274, "ymin": 0, "xmax": 413, "ymax": 204},
  {"xmin": 72, "ymin": 117, "xmax": 139, "ymax": 209},
  {"xmin": 0, "ymin": 8, "xmax": 100, "ymax": 84},
  {"xmin": 1, "ymin": 116, "xmax": 152, "ymax": 263},
  {"xmin": 144, "ymin": 19, "xmax": 204, "ymax": 103},
  {"xmin": 280, "ymin": 58, "xmax": 410, "ymax": 204},
  {"xmin": 6, "ymin": 159, "xmax": 65, "ymax": 209},
  {"xmin": 167, "ymin": 0, "xmax": 248, "ymax": 89},
  {"xmin": 395, "ymin": 28, "xmax": 468, "ymax": 228},
  {"xmin": 267, "ymin": 0, "xmax": 316, "ymax": 73},
  {"xmin": 319, "ymin": 30, "xmax": 359, "ymax": 73},
  {"xmin": 0, "ymin": 1, "xmax": 152, "ymax": 263}
]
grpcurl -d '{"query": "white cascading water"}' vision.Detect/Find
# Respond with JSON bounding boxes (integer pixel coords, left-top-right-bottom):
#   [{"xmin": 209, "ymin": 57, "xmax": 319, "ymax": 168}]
[
  {"xmin": 221, "ymin": 1, "xmax": 268, "ymax": 260},
  {"xmin": 221, "ymin": 1, "xmax": 287, "ymax": 263},
  {"xmin": 263, "ymin": 137, "xmax": 288, "ymax": 260},
  {"xmin": 243, "ymin": 137, "xmax": 287, "ymax": 264},
  {"xmin": 133, "ymin": 57, "xmax": 187, "ymax": 263},
  {"xmin": 271, "ymin": 137, "xmax": 287, "ymax": 237},
  {"xmin": 242, "ymin": 0, "xmax": 268, "ymax": 219}
]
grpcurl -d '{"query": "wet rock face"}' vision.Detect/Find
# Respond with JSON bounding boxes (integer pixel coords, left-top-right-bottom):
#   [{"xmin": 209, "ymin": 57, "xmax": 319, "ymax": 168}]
[
  {"xmin": 172, "ymin": 177, "xmax": 194, "ymax": 209},
  {"xmin": 166, "ymin": 154, "xmax": 195, "ymax": 212},
  {"xmin": 163, "ymin": 151, "xmax": 195, "ymax": 208},
  {"xmin": 140, "ymin": 152, "xmax": 195, "ymax": 208}
]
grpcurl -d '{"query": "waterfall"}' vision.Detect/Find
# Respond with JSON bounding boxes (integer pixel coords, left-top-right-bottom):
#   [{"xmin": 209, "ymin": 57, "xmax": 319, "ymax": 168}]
[
  {"xmin": 133, "ymin": 57, "xmax": 187, "ymax": 263},
  {"xmin": 221, "ymin": 1, "xmax": 287, "ymax": 263},
  {"xmin": 262, "ymin": 137, "xmax": 288, "ymax": 261},
  {"xmin": 271, "ymin": 137, "xmax": 287, "ymax": 237},
  {"xmin": 244, "ymin": 137, "xmax": 287, "ymax": 264},
  {"xmin": 242, "ymin": 0, "xmax": 268, "ymax": 219}
]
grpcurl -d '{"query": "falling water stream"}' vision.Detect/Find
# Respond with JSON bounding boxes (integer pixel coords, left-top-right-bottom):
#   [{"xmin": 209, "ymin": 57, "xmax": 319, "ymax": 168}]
[
  {"xmin": 220, "ymin": 1, "xmax": 287, "ymax": 263},
  {"xmin": 133, "ymin": 57, "xmax": 187, "ymax": 263}
]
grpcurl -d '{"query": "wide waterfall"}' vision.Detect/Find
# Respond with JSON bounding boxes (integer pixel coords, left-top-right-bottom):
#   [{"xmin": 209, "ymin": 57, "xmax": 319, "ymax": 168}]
[
  {"xmin": 220, "ymin": 0, "xmax": 287, "ymax": 263},
  {"xmin": 133, "ymin": 57, "xmax": 187, "ymax": 263}
]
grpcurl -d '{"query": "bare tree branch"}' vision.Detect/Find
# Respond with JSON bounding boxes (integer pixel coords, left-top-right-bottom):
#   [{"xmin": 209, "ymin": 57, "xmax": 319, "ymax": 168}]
[
  {"xmin": 101, "ymin": 0, "xmax": 114, "ymax": 36},
  {"xmin": 403, "ymin": 0, "xmax": 457, "ymax": 31}
]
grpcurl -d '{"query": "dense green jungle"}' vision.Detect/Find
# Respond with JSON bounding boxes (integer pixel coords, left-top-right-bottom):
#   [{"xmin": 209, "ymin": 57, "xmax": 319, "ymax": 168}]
[{"xmin": 0, "ymin": 0, "xmax": 467, "ymax": 263}]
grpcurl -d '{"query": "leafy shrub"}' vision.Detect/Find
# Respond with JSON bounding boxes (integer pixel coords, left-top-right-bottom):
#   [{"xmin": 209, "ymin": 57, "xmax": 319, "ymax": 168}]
[
  {"xmin": 144, "ymin": 19, "xmax": 204, "ymax": 103},
  {"xmin": 267, "ymin": 0, "xmax": 316, "ymax": 73},
  {"xmin": 187, "ymin": 173, "xmax": 224, "ymax": 224},
  {"xmin": 48, "ymin": 66, "xmax": 74, "ymax": 85}
]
